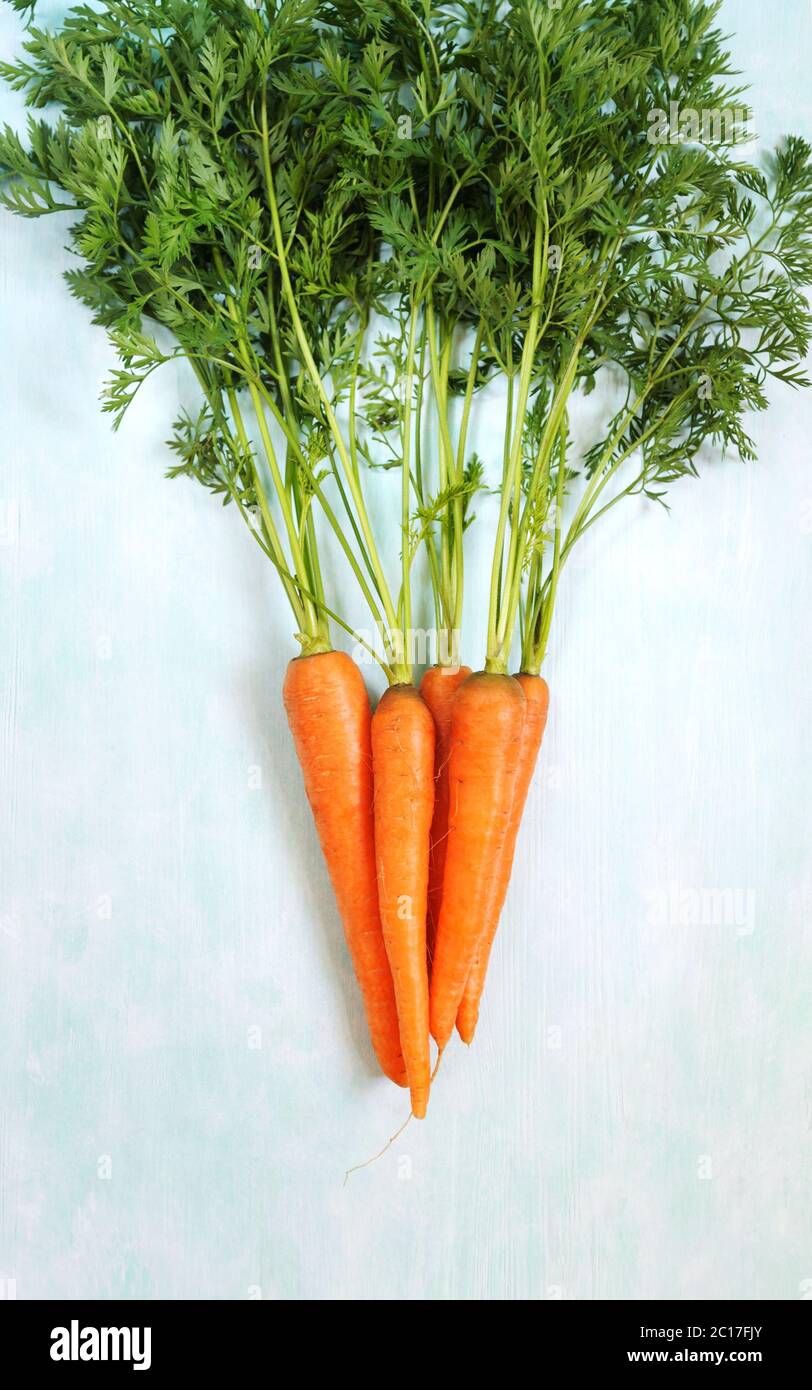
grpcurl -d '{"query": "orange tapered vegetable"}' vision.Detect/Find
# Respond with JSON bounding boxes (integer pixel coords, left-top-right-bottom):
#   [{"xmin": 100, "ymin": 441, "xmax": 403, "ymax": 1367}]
[
  {"xmin": 456, "ymin": 673, "xmax": 550, "ymax": 1043},
  {"xmin": 283, "ymin": 650, "xmax": 407, "ymax": 1087},
  {"xmin": 419, "ymin": 663, "xmax": 472, "ymax": 965},
  {"xmin": 371, "ymin": 684, "xmax": 435, "ymax": 1117},
  {"xmin": 429, "ymin": 671, "xmax": 525, "ymax": 1051}
]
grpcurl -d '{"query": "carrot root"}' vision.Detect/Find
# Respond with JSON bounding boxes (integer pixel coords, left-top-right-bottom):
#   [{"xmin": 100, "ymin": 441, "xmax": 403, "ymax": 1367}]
[
  {"xmin": 283, "ymin": 651, "xmax": 407, "ymax": 1087},
  {"xmin": 429, "ymin": 671, "xmax": 525, "ymax": 1050},
  {"xmin": 371, "ymin": 684, "xmax": 435, "ymax": 1117},
  {"xmin": 456, "ymin": 674, "xmax": 550, "ymax": 1043},
  {"xmin": 419, "ymin": 663, "xmax": 472, "ymax": 968}
]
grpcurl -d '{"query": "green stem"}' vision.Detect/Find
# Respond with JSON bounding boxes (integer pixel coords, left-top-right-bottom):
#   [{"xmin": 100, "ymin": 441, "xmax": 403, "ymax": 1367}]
[
  {"xmin": 399, "ymin": 296, "xmax": 420, "ymax": 677},
  {"xmin": 486, "ymin": 367, "xmax": 516, "ymax": 672},
  {"xmin": 426, "ymin": 298, "xmax": 455, "ymax": 641},
  {"xmin": 259, "ymin": 93, "xmax": 404, "ymax": 675},
  {"xmin": 226, "ymin": 385, "xmax": 310, "ymax": 637},
  {"xmin": 527, "ymin": 422, "xmax": 567, "ymax": 673},
  {"xmin": 487, "ymin": 210, "xmax": 546, "ymax": 671}
]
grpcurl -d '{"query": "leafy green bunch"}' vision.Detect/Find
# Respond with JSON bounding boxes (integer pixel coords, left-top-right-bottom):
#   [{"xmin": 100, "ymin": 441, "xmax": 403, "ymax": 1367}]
[
  {"xmin": 454, "ymin": 0, "xmax": 812, "ymax": 672},
  {"xmin": 363, "ymin": 0, "xmax": 811, "ymax": 674},
  {"xmin": 2, "ymin": 0, "xmax": 811, "ymax": 680},
  {"xmin": 283, "ymin": 0, "xmax": 497, "ymax": 659},
  {"xmin": 0, "ymin": 0, "xmax": 429, "ymax": 675}
]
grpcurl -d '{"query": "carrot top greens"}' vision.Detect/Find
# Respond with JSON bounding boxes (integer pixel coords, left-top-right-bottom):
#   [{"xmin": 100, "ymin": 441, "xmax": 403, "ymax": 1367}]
[
  {"xmin": 2, "ymin": 0, "xmax": 811, "ymax": 676},
  {"xmin": 0, "ymin": 0, "xmax": 432, "ymax": 679},
  {"xmin": 327, "ymin": 0, "xmax": 812, "ymax": 673}
]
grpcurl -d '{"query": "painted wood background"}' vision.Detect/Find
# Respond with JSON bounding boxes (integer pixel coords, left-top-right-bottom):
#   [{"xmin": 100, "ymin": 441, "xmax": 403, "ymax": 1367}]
[{"xmin": 1, "ymin": 1, "xmax": 810, "ymax": 1301}]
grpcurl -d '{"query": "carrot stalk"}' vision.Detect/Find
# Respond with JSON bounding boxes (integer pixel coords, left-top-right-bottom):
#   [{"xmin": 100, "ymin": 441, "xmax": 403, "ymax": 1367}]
[
  {"xmin": 283, "ymin": 651, "xmax": 407, "ymax": 1087},
  {"xmin": 371, "ymin": 684, "xmax": 435, "ymax": 1117},
  {"xmin": 429, "ymin": 671, "xmax": 525, "ymax": 1051},
  {"xmin": 456, "ymin": 674, "xmax": 550, "ymax": 1043},
  {"xmin": 419, "ymin": 663, "xmax": 473, "ymax": 966}
]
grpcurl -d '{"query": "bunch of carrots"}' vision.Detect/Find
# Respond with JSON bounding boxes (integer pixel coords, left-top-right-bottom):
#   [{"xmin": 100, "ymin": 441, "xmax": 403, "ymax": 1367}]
[
  {"xmin": 285, "ymin": 649, "xmax": 548, "ymax": 1115},
  {"xmin": 3, "ymin": 0, "xmax": 812, "ymax": 1119}
]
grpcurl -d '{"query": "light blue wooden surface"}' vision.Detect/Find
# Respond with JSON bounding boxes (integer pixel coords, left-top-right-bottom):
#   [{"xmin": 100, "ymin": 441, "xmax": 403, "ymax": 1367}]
[{"xmin": 1, "ymin": 2, "xmax": 810, "ymax": 1301}]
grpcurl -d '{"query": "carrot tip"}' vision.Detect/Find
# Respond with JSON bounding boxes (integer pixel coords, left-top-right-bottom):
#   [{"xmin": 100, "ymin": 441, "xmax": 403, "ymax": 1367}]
[{"xmin": 410, "ymin": 1093, "xmax": 429, "ymax": 1120}]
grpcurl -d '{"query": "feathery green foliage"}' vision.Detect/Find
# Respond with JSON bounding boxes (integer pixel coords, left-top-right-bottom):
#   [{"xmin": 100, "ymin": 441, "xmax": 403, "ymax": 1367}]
[{"xmin": 1, "ymin": 0, "xmax": 810, "ymax": 677}]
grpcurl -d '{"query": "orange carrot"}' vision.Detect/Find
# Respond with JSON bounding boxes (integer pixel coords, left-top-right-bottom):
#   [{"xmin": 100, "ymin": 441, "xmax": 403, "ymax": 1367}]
[
  {"xmin": 419, "ymin": 663, "xmax": 472, "ymax": 966},
  {"xmin": 283, "ymin": 650, "xmax": 406, "ymax": 1088},
  {"xmin": 456, "ymin": 673, "xmax": 550, "ymax": 1043},
  {"xmin": 371, "ymin": 684, "xmax": 435, "ymax": 1117},
  {"xmin": 429, "ymin": 671, "xmax": 525, "ymax": 1051}
]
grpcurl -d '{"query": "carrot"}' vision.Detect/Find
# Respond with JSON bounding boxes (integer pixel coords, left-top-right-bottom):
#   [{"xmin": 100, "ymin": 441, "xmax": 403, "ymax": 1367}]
[
  {"xmin": 283, "ymin": 650, "xmax": 407, "ymax": 1088},
  {"xmin": 419, "ymin": 663, "xmax": 473, "ymax": 966},
  {"xmin": 456, "ymin": 673, "xmax": 549, "ymax": 1043},
  {"xmin": 429, "ymin": 671, "xmax": 525, "ymax": 1051},
  {"xmin": 371, "ymin": 684, "xmax": 435, "ymax": 1117}
]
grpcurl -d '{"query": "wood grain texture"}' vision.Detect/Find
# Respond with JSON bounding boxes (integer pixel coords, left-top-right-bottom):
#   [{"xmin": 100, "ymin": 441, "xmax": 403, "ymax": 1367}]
[{"xmin": 0, "ymin": 2, "xmax": 810, "ymax": 1300}]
